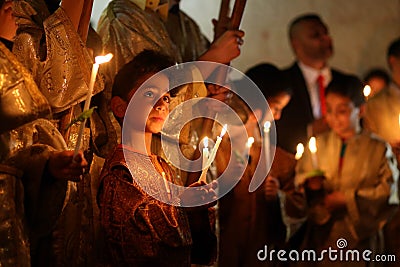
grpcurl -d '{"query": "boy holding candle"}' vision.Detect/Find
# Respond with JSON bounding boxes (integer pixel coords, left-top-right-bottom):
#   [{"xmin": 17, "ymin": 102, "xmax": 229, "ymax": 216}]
[
  {"xmin": 216, "ymin": 64, "xmax": 307, "ymax": 266},
  {"xmin": 295, "ymin": 77, "xmax": 398, "ymax": 265},
  {"xmin": 97, "ymin": 50, "xmax": 217, "ymax": 266}
]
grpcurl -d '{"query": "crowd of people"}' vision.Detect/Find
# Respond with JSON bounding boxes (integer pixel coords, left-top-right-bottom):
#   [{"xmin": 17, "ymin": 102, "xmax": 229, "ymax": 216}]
[{"xmin": 0, "ymin": 0, "xmax": 399, "ymax": 267}]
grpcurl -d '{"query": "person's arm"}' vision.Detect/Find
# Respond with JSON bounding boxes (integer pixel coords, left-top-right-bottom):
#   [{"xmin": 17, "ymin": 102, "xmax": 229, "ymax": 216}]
[
  {"xmin": 196, "ymin": 30, "xmax": 244, "ymax": 79},
  {"xmin": 60, "ymin": 0, "xmax": 85, "ymax": 31}
]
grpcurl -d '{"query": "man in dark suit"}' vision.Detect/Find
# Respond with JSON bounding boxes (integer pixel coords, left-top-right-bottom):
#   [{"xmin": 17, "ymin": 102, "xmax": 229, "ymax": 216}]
[{"xmin": 276, "ymin": 13, "xmax": 362, "ymax": 154}]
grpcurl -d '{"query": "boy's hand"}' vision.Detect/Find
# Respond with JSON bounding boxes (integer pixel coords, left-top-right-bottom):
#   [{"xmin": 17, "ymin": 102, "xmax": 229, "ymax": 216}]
[
  {"xmin": 47, "ymin": 150, "xmax": 88, "ymax": 182},
  {"xmin": 265, "ymin": 175, "xmax": 280, "ymax": 200},
  {"xmin": 324, "ymin": 191, "xmax": 346, "ymax": 212},
  {"xmin": 180, "ymin": 180, "xmax": 218, "ymax": 207}
]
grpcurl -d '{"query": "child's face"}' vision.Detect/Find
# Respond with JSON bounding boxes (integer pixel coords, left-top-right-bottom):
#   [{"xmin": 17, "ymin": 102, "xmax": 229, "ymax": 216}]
[
  {"xmin": 268, "ymin": 92, "xmax": 291, "ymax": 121},
  {"xmin": 127, "ymin": 73, "xmax": 170, "ymax": 134},
  {"xmin": 325, "ymin": 92, "xmax": 359, "ymax": 138}
]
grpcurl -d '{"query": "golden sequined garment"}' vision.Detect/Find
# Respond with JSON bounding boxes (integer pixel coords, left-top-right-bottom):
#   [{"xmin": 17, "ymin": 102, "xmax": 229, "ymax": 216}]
[
  {"xmin": 0, "ymin": 118, "xmax": 70, "ymax": 267},
  {"xmin": 12, "ymin": 1, "xmax": 104, "ymax": 114},
  {"xmin": 97, "ymin": 0, "xmax": 180, "ymax": 82},
  {"xmin": 98, "ymin": 145, "xmax": 192, "ymax": 267},
  {"xmin": 0, "ymin": 41, "xmax": 50, "ymax": 134},
  {"xmin": 11, "ymin": 2, "xmax": 105, "ymax": 266},
  {"xmin": 165, "ymin": 6, "xmax": 209, "ymax": 62}
]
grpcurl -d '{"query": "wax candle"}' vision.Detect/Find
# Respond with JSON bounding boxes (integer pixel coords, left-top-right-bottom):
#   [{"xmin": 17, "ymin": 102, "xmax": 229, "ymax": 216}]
[
  {"xmin": 199, "ymin": 124, "xmax": 227, "ymax": 183},
  {"xmin": 74, "ymin": 53, "xmax": 113, "ymax": 157},
  {"xmin": 244, "ymin": 136, "xmax": 255, "ymax": 160},
  {"xmin": 263, "ymin": 121, "xmax": 271, "ymax": 169},
  {"xmin": 308, "ymin": 136, "xmax": 318, "ymax": 169},
  {"xmin": 202, "ymin": 137, "xmax": 210, "ymax": 170}
]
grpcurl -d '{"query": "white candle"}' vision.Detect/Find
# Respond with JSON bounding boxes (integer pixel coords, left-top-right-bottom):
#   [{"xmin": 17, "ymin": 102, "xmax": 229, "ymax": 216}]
[
  {"xmin": 199, "ymin": 124, "xmax": 227, "ymax": 183},
  {"xmin": 308, "ymin": 136, "xmax": 318, "ymax": 169},
  {"xmin": 263, "ymin": 121, "xmax": 271, "ymax": 170},
  {"xmin": 243, "ymin": 136, "xmax": 255, "ymax": 160},
  {"xmin": 74, "ymin": 53, "xmax": 113, "ymax": 157},
  {"xmin": 295, "ymin": 143, "xmax": 304, "ymax": 160},
  {"xmin": 202, "ymin": 137, "xmax": 210, "ymax": 170}
]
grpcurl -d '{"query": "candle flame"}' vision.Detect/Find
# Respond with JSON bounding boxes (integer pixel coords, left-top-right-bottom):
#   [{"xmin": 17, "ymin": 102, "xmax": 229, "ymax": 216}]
[
  {"xmin": 264, "ymin": 121, "xmax": 271, "ymax": 132},
  {"xmin": 220, "ymin": 124, "xmax": 228, "ymax": 137},
  {"xmin": 203, "ymin": 136, "xmax": 209, "ymax": 148},
  {"xmin": 95, "ymin": 53, "xmax": 113, "ymax": 64},
  {"xmin": 363, "ymin": 85, "xmax": 371, "ymax": 98},
  {"xmin": 246, "ymin": 137, "xmax": 255, "ymax": 148},
  {"xmin": 398, "ymin": 114, "xmax": 400, "ymax": 126},
  {"xmin": 309, "ymin": 137, "xmax": 317, "ymax": 154},
  {"xmin": 295, "ymin": 143, "xmax": 304, "ymax": 160}
]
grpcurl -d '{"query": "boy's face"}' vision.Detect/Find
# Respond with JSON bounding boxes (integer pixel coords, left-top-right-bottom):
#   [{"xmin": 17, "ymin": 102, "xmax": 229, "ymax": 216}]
[
  {"xmin": 126, "ymin": 73, "xmax": 170, "ymax": 134},
  {"xmin": 268, "ymin": 92, "xmax": 291, "ymax": 121},
  {"xmin": 325, "ymin": 92, "xmax": 359, "ymax": 138}
]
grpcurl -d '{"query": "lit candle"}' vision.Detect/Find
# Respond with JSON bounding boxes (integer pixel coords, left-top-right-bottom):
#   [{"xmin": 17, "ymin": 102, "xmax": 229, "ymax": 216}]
[
  {"xmin": 363, "ymin": 85, "xmax": 371, "ymax": 100},
  {"xmin": 308, "ymin": 136, "xmax": 318, "ymax": 169},
  {"xmin": 263, "ymin": 121, "xmax": 271, "ymax": 169},
  {"xmin": 199, "ymin": 124, "xmax": 228, "ymax": 183},
  {"xmin": 295, "ymin": 143, "xmax": 304, "ymax": 160},
  {"xmin": 74, "ymin": 53, "xmax": 113, "ymax": 157},
  {"xmin": 243, "ymin": 136, "xmax": 255, "ymax": 160},
  {"xmin": 202, "ymin": 137, "xmax": 210, "ymax": 170}
]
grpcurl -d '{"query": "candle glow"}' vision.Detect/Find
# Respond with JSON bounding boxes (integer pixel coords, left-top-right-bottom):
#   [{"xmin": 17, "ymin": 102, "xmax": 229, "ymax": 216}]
[
  {"xmin": 295, "ymin": 143, "xmax": 304, "ymax": 160},
  {"xmin": 246, "ymin": 137, "xmax": 255, "ymax": 148},
  {"xmin": 363, "ymin": 85, "xmax": 371, "ymax": 99},
  {"xmin": 308, "ymin": 137, "xmax": 318, "ymax": 169}
]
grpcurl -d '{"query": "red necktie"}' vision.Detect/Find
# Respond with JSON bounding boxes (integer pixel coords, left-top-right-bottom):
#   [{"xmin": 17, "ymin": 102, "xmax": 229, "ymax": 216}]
[{"xmin": 317, "ymin": 74, "xmax": 326, "ymax": 116}]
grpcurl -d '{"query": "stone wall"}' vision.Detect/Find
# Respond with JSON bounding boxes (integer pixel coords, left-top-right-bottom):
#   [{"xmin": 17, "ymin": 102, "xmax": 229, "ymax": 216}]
[{"xmin": 92, "ymin": 0, "xmax": 400, "ymax": 79}]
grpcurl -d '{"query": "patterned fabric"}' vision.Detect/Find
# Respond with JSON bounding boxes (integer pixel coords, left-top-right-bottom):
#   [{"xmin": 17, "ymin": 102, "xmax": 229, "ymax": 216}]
[
  {"xmin": 97, "ymin": 0, "xmax": 180, "ymax": 83},
  {"xmin": 98, "ymin": 145, "xmax": 192, "ymax": 266},
  {"xmin": 13, "ymin": 1, "xmax": 104, "ymax": 113},
  {"xmin": 0, "ymin": 41, "xmax": 50, "ymax": 134},
  {"xmin": 11, "ymin": 2, "xmax": 105, "ymax": 266},
  {"xmin": 165, "ymin": 6, "xmax": 209, "ymax": 62}
]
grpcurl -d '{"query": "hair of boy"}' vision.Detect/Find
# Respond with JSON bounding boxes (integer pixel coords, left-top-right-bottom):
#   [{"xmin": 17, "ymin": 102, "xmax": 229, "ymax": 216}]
[
  {"xmin": 232, "ymin": 63, "xmax": 292, "ymax": 120},
  {"xmin": 363, "ymin": 68, "xmax": 390, "ymax": 85},
  {"xmin": 387, "ymin": 37, "xmax": 400, "ymax": 59},
  {"xmin": 325, "ymin": 76, "xmax": 365, "ymax": 108},
  {"xmin": 288, "ymin": 13, "xmax": 324, "ymax": 41},
  {"xmin": 245, "ymin": 63, "xmax": 292, "ymax": 99},
  {"xmin": 112, "ymin": 49, "xmax": 175, "ymax": 101}
]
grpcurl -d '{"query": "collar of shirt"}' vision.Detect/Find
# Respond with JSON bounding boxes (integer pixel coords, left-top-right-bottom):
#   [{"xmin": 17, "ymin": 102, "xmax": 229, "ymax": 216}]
[{"xmin": 298, "ymin": 61, "xmax": 332, "ymax": 119}]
